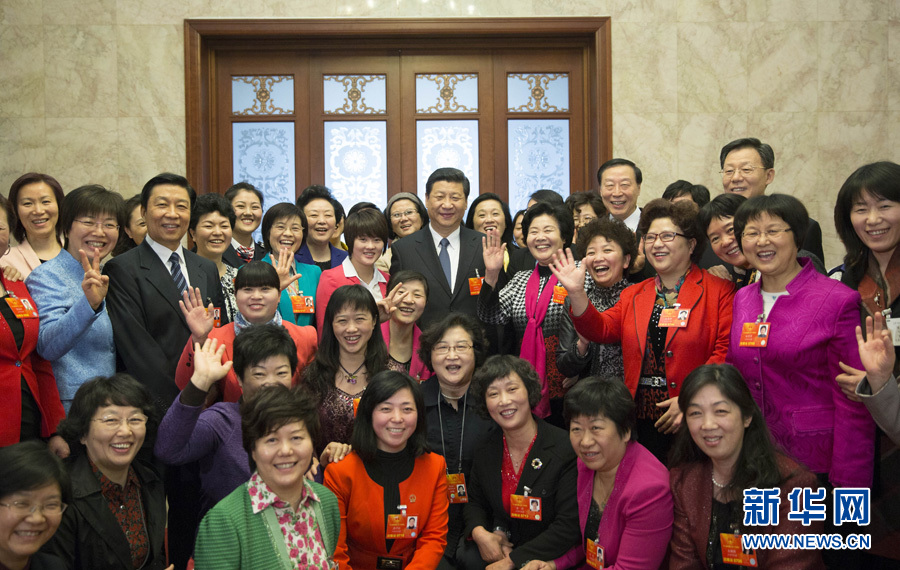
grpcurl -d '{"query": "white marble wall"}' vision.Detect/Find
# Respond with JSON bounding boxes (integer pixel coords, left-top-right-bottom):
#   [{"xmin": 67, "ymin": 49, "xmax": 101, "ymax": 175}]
[{"xmin": 1, "ymin": 0, "xmax": 898, "ymax": 267}]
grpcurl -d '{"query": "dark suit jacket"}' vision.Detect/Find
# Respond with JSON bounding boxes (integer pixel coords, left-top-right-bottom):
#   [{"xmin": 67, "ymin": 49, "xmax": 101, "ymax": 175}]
[
  {"xmin": 463, "ymin": 418, "xmax": 580, "ymax": 567},
  {"xmin": 390, "ymin": 225, "xmax": 486, "ymax": 328},
  {"xmin": 103, "ymin": 240, "xmax": 226, "ymax": 410},
  {"xmin": 221, "ymin": 241, "xmax": 265, "ymax": 268}
]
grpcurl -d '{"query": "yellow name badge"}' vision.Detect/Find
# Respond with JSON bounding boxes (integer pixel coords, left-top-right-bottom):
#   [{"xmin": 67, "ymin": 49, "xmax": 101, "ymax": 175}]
[
  {"xmin": 658, "ymin": 307, "xmax": 690, "ymax": 327},
  {"xmin": 510, "ymin": 494, "xmax": 541, "ymax": 521},
  {"xmin": 739, "ymin": 322, "xmax": 771, "ymax": 348},
  {"xmin": 586, "ymin": 538, "xmax": 605, "ymax": 569},
  {"xmin": 385, "ymin": 514, "xmax": 417, "ymax": 539},
  {"xmin": 720, "ymin": 533, "xmax": 757, "ymax": 567},
  {"xmin": 5, "ymin": 297, "xmax": 38, "ymax": 319},
  {"xmin": 290, "ymin": 295, "xmax": 315, "ymax": 314},
  {"xmin": 447, "ymin": 473, "xmax": 468, "ymax": 504}
]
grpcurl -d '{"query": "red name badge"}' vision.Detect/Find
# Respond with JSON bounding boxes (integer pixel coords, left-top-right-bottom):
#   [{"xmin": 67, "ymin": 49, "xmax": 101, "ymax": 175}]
[
  {"xmin": 447, "ymin": 473, "xmax": 468, "ymax": 504},
  {"xmin": 551, "ymin": 285, "xmax": 568, "ymax": 304},
  {"xmin": 586, "ymin": 538, "xmax": 605, "ymax": 569},
  {"xmin": 469, "ymin": 277, "xmax": 484, "ymax": 296},
  {"xmin": 739, "ymin": 322, "xmax": 771, "ymax": 348},
  {"xmin": 659, "ymin": 308, "xmax": 690, "ymax": 327},
  {"xmin": 510, "ymin": 495, "xmax": 541, "ymax": 521},
  {"xmin": 5, "ymin": 297, "xmax": 38, "ymax": 319},
  {"xmin": 291, "ymin": 295, "xmax": 315, "ymax": 314},
  {"xmin": 720, "ymin": 533, "xmax": 757, "ymax": 567},
  {"xmin": 386, "ymin": 514, "xmax": 417, "ymax": 539}
]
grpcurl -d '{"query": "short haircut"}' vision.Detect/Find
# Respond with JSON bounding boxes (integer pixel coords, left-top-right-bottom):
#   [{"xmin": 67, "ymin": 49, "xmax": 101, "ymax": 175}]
[
  {"xmin": 233, "ymin": 323, "xmax": 299, "ymax": 381},
  {"xmin": 528, "ymin": 189, "xmax": 565, "ymax": 207},
  {"xmin": 733, "ymin": 194, "xmax": 807, "ymax": 252},
  {"xmin": 351, "ymin": 370, "xmax": 430, "ymax": 462},
  {"xmin": 465, "ymin": 192, "xmax": 515, "ymax": 246},
  {"xmin": 719, "ymin": 137, "xmax": 775, "ymax": 170},
  {"xmin": 637, "ymin": 198, "xmax": 706, "ymax": 264},
  {"xmin": 521, "ymin": 202, "xmax": 575, "ymax": 250},
  {"xmin": 347, "ymin": 202, "xmax": 379, "ymax": 217},
  {"xmin": 344, "ymin": 208, "xmax": 389, "ymax": 255},
  {"xmin": 387, "ymin": 269, "xmax": 430, "ymax": 300},
  {"xmin": 0, "ymin": 193, "xmax": 17, "ymax": 237},
  {"xmin": 296, "ymin": 185, "xmax": 343, "ymax": 224},
  {"xmin": 470, "ymin": 355, "xmax": 542, "ymax": 420},
  {"xmin": 563, "ymin": 377, "xmax": 635, "ymax": 439},
  {"xmin": 425, "ymin": 167, "xmax": 470, "ymax": 198},
  {"xmin": 8, "ymin": 172, "xmax": 65, "ymax": 243},
  {"xmin": 224, "ymin": 181, "xmax": 264, "ymax": 208},
  {"xmin": 697, "ymin": 193, "xmax": 747, "ymax": 236},
  {"xmin": 575, "ymin": 217, "xmax": 638, "ymax": 265},
  {"xmin": 234, "ymin": 260, "xmax": 280, "ymax": 290},
  {"xmin": 241, "ymin": 384, "xmax": 320, "ymax": 471},
  {"xmin": 0, "ymin": 441, "xmax": 71, "ymax": 504},
  {"xmin": 189, "ymin": 192, "xmax": 236, "ymax": 231},
  {"xmin": 58, "ymin": 185, "xmax": 126, "ymax": 251},
  {"xmin": 384, "ymin": 193, "xmax": 429, "ymax": 240},
  {"xmin": 662, "ymin": 181, "xmax": 711, "ymax": 208},
  {"xmin": 565, "ymin": 191, "xmax": 607, "ymax": 219},
  {"xmin": 261, "ymin": 202, "xmax": 307, "ymax": 254},
  {"xmin": 418, "ymin": 312, "xmax": 487, "ymax": 373},
  {"xmin": 140, "ymin": 172, "xmax": 196, "ymax": 211},
  {"xmin": 58, "ymin": 374, "xmax": 158, "ymax": 456},
  {"xmin": 597, "ymin": 158, "xmax": 642, "ymax": 186}
]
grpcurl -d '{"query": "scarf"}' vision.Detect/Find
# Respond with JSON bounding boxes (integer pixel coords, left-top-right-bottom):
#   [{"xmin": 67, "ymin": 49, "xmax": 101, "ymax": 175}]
[
  {"xmin": 858, "ymin": 249, "xmax": 900, "ymax": 317},
  {"xmin": 520, "ymin": 266, "xmax": 557, "ymax": 418},
  {"xmin": 233, "ymin": 308, "xmax": 283, "ymax": 334}
]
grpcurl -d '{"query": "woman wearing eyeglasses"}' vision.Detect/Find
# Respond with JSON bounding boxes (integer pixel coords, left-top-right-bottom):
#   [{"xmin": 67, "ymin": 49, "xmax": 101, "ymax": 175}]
[
  {"xmin": 25, "ymin": 185, "xmax": 124, "ymax": 413},
  {"xmin": 551, "ymin": 199, "xmax": 735, "ymax": 464},
  {"xmin": 727, "ymin": 194, "xmax": 874, "ymax": 491},
  {"xmin": 377, "ymin": 193, "xmax": 429, "ymax": 273}
]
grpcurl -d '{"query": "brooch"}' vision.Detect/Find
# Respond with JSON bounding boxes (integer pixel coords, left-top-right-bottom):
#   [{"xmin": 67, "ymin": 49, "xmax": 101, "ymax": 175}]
[{"xmin": 531, "ymin": 458, "xmax": 543, "ymax": 470}]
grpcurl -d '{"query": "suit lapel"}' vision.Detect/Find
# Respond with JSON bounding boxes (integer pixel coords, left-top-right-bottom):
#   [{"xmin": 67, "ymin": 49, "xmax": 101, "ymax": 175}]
[
  {"xmin": 184, "ymin": 249, "xmax": 208, "ymax": 299},
  {"xmin": 633, "ymin": 281, "xmax": 653, "ymax": 359},
  {"xmin": 415, "ymin": 230, "xmax": 451, "ymax": 296},
  {"xmin": 138, "ymin": 242, "xmax": 185, "ymax": 321},
  {"xmin": 665, "ymin": 268, "xmax": 703, "ymax": 349},
  {"xmin": 452, "ymin": 228, "xmax": 479, "ymax": 302},
  {"xmin": 518, "ymin": 421, "xmax": 553, "ymax": 495}
]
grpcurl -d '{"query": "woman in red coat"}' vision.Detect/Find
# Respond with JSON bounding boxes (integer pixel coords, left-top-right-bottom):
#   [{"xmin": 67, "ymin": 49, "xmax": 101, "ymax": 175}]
[
  {"xmin": 551, "ymin": 199, "xmax": 734, "ymax": 463},
  {"xmin": 324, "ymin": 370, "xmax": 449, "ymax": 570},
  {"xmin": 0, "ymin": 194, "xmax": 66, "ymax": 452}
]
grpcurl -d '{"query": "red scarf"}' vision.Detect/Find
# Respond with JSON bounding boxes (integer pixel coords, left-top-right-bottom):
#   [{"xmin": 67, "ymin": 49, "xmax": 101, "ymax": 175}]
[{"xmin": 520, "ymin": 267, "xmax": 556, "ymax": 418}]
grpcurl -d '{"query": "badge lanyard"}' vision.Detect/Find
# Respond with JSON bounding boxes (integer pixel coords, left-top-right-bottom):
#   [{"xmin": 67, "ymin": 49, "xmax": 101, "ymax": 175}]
[{"xmin": 437, "ymin": 390, "xmax": 466, "ymax": 475}]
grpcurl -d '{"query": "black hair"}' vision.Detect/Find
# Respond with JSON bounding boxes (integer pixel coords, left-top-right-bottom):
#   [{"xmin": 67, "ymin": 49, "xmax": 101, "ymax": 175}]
[
  {"xmin": 663, "ymin": 180, "xmax": 710, "ymax": 208},
  {"xmin": 733, "ymin": 194, "xmax": 807, "ymax": 252},
  {"xmin": 418, "ymin": 312, "xmax": 487, "ymax": 373},
  {"xmin": 58, "ymin": 374, "xmax": 158, "ymax": 456},
  {"xmin": 234, "ymin": 260, "xmax": 280, "ymax": 290},
  {"xmin": 225, "ymin": 182, "xmax": 264, "ymax": 208},
  {"xmin": 470, "ymin": 355, "xmax": 542, "ymax": 420},
  {"xmin": 347, "ymin": 202, "xmax": 379, "ymax": 217},
  {"xmin": 241, "ymin": 384, "xmax": 320, "ymax": 471},
  {"xmin": 521, "ymin": 202, "xmax": 575, "ymax": 251},
  {"xmin": 303, "ymin": 285, "xmax": 387, "ymax": 399},
  {"xmin": 139, "ymin": 172, "xmax": 196, "ymax": 210},
  {"xmin": 565, "ymin": 191, "xmax": 607, "ymax": 220},
  {"xmin": 698, "ymin": 193, "xmax": 747, "ymax": 237},
  {"xmin": 233, "ymin": 323, "xmax": 299, "ymax": 381},
  {"xmin": 344, "ymin": 208, "xmax": 389, "ymax": 255},
  {"xmin": 563, "ymin": 377, "xmax": 635, "ymax": 439},
  {"xmin": 528, "ymin": 189, "xmax": 565, "ymax": 207},
  {"xmin": 386, "ymin": 269, "xmax": 430, "ymax": 300},
  {"xmin": 466, "ymin": 193, "xmax": 515, "ymax": 246},
  {"xmin": 261, "ymin": 202, "xmax": 307, "ymax": 254},
  {"xmin": 112, "ymin": 195, "xmax": 143, "ymax": 257},
  {"xmin": 350, "ymin": 370, "xmax": 430, "ymax": 462},
  {"xmin": 425, "ymin": 167, "xmax": 470, "ymax": 198},
  {"xmin": 0, "ymin": 194, "xmax": 16, "ymax": 248},
  {"xmin": 0, "ymin": 441, "xmax": 71, "ymax": 504},
  {"xmin": 719, "ymin": 137, "xmax": 775, "ymax": 170},
  {"xmin": 58, "ymin": 185, "xmax": 126, "ymax": 251},
  {"xmin": 8, "ymin": 172, "xmax": 65, "ymax": 243},
  {"xmin": 835, "ymin": 161, "xmax": 900, "ymax": 284},
  {"xmin": 296, "ymin": 185, "xmax": 344, "ymax": 224},
  {"xmin": 512, "ymin": 209, "xmax": 527, "ymax": 246},
  {"xmin": 575, "ymin": 217, "xmax": 638, "ymax": 268},
  {"xmin": 597, "ymin": 158, "xmax": 642, "ymax": 186},
  {"xmin": 637, "ymin": 198, "xmax": 706, "ymax": 264},
  {"xmin": 189, "ymin": 193, "xmax": 236, "ymax": 232}
]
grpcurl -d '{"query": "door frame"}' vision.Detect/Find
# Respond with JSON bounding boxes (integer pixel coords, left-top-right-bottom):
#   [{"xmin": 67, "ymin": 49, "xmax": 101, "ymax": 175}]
[{"xmin": 184, "ymin": 17, "xmax": 612, "ymax": 195}]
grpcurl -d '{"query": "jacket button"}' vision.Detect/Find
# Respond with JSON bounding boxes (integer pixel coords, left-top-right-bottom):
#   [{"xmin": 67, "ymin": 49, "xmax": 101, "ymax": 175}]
[
  {"xmin": 670, "ymin": 382, "xmax": 676, "ymax": 388},
  {"xmin": 15, "ymin": 361, "xmax": 21, "ymax": 367},
  {"xmin": 753, "ymin": 357, "xmax": 759, "ymax": 363},
  {"xmin": 756, "ymin": 383, "xmax": 761, "ymax": 389},
  {"xmin": 666, "ymin": 351, "xmax": 673, "ymax": 357}
]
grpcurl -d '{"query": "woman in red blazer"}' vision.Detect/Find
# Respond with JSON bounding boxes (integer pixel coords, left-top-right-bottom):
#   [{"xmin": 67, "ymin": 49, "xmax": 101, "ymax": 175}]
[
  {"xmin": 324, "ymin": 370, "xmax": 449, "ymax": 570},
  {"xmin": 551, "ymin": 199, "xmax": 734, "ymax": 463},
  {"xmin": 0, "ymin": 195, "xmax": 66, "ymax": 451},
  {"xmin": 174, "ymin": 261, "xmax": 317, "ymax": 402},
  {"xmin": 316, "ymin": 208, "xmax": 390, "ymax": 336}
]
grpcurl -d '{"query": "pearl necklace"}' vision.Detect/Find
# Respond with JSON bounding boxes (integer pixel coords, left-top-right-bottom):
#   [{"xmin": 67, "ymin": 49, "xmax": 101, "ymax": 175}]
[{"xmin": 711, "ymin": 473, "xmax": 728, "ymax": 489}]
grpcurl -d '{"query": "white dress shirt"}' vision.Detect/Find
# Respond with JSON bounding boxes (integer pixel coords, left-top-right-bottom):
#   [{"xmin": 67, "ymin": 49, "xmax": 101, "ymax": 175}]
[{"xmin": 145, "ymin": 235, "xmax": 193, "ymax": 290}]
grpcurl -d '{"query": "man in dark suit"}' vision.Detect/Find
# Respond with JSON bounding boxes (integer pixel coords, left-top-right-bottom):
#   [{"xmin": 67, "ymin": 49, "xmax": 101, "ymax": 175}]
[{"xmin": 390, "ymin": 167, "xmax": 486, "ymax": 328}]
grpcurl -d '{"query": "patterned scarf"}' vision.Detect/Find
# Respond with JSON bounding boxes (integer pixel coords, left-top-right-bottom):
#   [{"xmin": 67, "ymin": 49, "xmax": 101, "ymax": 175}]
[{"xmin": 233, "ymin": 308, "xmax": 283, "ymax": 334}]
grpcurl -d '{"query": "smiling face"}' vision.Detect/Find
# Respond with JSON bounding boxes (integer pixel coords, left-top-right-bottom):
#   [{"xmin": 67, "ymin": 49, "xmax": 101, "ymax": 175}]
[
  {"xmin": 706, "ymin": 215, "xmax": 747, "ymax": 268},
  {"xmin": 721, "ymin": 148, "xmax": 774, "ymax": 198},
  {"xmin": 332, "ymin": 304, "xmax": 375, "ymax": 357},
  {"xmin": 686, "ymin": 384, "xmax": 751, "ymax": 472},
  {"xmin": 485, "ymin": 373, "xmax": 532, "ymax": 433},
  {"xmin": 124, "ymin": 204, "xmax": 147, "ymax": 245},
  {"xmin": 644, "ymin": 217, "xmax": 695, "ymax": 281},
  {"xmin": 16, "ymin": 182, "xmax": 59, "ymax": 243},
  {"xmin": 526, "ymin": 214, "xmax": 564, "ymax": 265},
  {"xmin": 235, "ymin": 285, "xmax": 280, "ymax": 324},
  {"xmin": 303, "ymin": 199, "xmax": 336, "ymax": 247},
  {"xmin": 252, "ymin": 421, "xmax": 314, "ymax": 500},
  {"xmin": 574, "ymin": 204, "xmax": 599, "ymax": 231},
  {"xmin": 239, "ymin": 354, "xmax": 292, "ymax": 400},
  {"xmin": 143, "ymin": 184, "xmax": 191, "ymax": 250},
  {"xmin": 389, "ymin": 199, "xmax": 423, "ymax": 239},
  {"xmin": 599, "ymin": 165, "xmax": 640, "ymax": 221},
  {"xmin": 230, "ymin": 190, "xmax": 262, "ymax": 237},
  {"xmin": 513, "ymin": 213, "xmax": 526, "ymax": 248},
  {"xmin": 740, "ymin": 212, "xmax": 799, "ymax": 283},
  {"xmin": 584, "ymin": 236, "xmax": 630, "ymax": 287},
  {"xmin": 391, "ymin": 280, "xmax": 426, "ymax": 326},
  {"xmin": 350, "ymin": 236, "xmax": 384, "ymax": 269},
  {"xmin": 431, "ymin": 326, "xmax": 476, "ymax": 392},
  {"xmin": 372, "ymin": 388, "xmax": 418, "ymax": 453},
  {"xmin": 850, "ymin": 190, "xmax": 900, "ymax": 260},
  {"xmin": 267, "ymin": 215, "xmax": 304, "ymax": 255},
  {"xmin": 65, "ymin": 212, "xmax": 119, "ymax": 262},
  {"xmin": 0, "ymin": 483, "xmax": 63, "ymax": 568},
  {"xmin": 569, "ymin": 414, "xmax": 630, "ymax": 475},
  {"xmin": 426, "ymin": 181, "xmax": 467, "ymax": 237},
  {"xmin": 191, "ymin": 211, "xmax": 232, "ymax": 261},
  {"xmin": 81, "ymin": 404, "xmax": 147, "ymax": 482},
  {"xmin": 472, "ymin": 199, "xmax": 507, "ymax": 238}
]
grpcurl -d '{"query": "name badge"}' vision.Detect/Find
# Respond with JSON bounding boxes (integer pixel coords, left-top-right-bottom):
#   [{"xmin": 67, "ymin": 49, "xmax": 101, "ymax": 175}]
[
  {"xmin": 352, "ymin": 397, "xmax": 361, "ymax": 417},
  {"xmin": 386, "ymin": 513, "xmax": 417, "ymax": 539},
  {"xmin": 5, "ymin": 296, "xmax": 38, "ymax": 319},
  {"xmin": 659, "ymin": 308, "xmax": 690, "ymax": 327},
  {"xmin": 212, "ymin": 307, "xmax": 222, "ymax": 328},
  {"xmin": 720, "ymin": 533, "xmax": 757, "ymax": 567},
  {"xmin": 885, "ymin": 317, "xmax": 900, "ymax": 347},
  {"xmin": 586, "ymin": 538, "xmax": 605, "ymax": 569},
  {"xmin": 291, "ymin": 294, "xmax": 315, "ymax": 314},
  {"xmin": 739, "ymin": 322, "xmax": 771, "ymax": 348},
  {"xmin": 510, "ymin": 494, "xmax": 541, "ymax": 521},
  {"xmin": 551, "ymin": 285, "xmax": 568, "ymax": 304},
  {"xmin": 469, "ymin": 277, "xmax": 484, "ymax": 296},
  {"xmin": 447, "ymin": 473, "xmax": 468, "ymax": 504}
]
